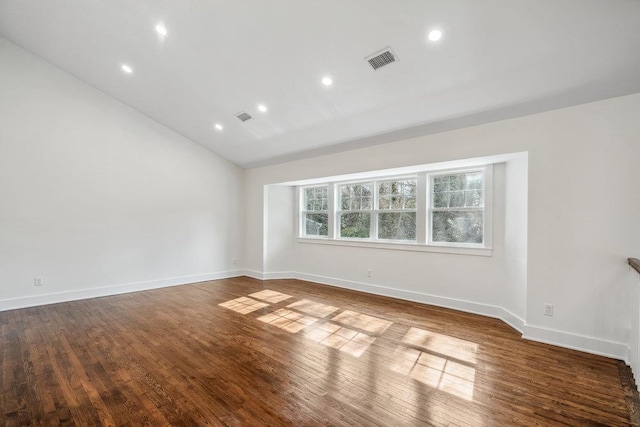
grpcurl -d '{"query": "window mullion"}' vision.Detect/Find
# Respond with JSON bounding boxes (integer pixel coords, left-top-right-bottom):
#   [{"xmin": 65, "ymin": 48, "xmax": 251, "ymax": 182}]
[
  {"xmin": 372, "ymin": 180, "xmax": 378, "ymax": 240},
  {"xmin": 328, "ymin": 184, "xmax": 336, "ymax": 239},
  {"xmin": 416, "ymin": 173, "xmax": 427, "ymax": 245}
]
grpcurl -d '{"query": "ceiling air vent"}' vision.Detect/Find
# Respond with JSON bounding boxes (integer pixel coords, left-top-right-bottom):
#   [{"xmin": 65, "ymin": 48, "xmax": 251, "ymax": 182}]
[
  {"xmin": 236, "ymin": 111, "xmax": 252, "ymax": 122},
  {"xmin": 365, "ymin": 47, "xmax": 397, "ymax": 71}
]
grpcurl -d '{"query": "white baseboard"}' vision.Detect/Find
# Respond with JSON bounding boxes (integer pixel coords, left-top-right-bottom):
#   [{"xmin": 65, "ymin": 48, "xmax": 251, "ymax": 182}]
[
  {"xmin": 252, "ymin": 270, "xmax": 629, "ymax": 362},
  {"xmin": 498, "ymin": 307, "xmax": 525, "ymax": 334},
  {"xmin": 242, "ymin": 270, "xmax": 294, "ymax": 280},
  {"xmin": 522, "ymin": 324, "xmax": 629, "ymax": 362},
  {"xmin": 0, "ymin": 270, "xmax": 244, "ymax": 312},
  {"xmin": 294, "ymin": 272, "xmax": 501, "ymax": 319}
]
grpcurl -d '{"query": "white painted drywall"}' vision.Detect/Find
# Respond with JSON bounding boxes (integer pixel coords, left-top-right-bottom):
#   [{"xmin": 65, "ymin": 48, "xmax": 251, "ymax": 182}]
[
  {"xmin": 245, "ymin": 92, "xmax": 640, "ymax": 360},
  {"xmin": 264, "ymin": 185, "xmax": 295, "ymax": 274},
  {"xmin": 502, "ymin": 155, "xmax": 528, "ymax": 322},
  {"xmin": 0, "ymin": 38, "xmax": 244, "ymax": 308}
]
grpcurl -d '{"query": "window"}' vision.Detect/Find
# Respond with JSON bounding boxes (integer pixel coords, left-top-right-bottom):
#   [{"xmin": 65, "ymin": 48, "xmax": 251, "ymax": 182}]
[
  {"xmin": 377, "ymin": 179, "xmax": 417, "ymax": 241},
  {"xmin": 298, "ymin": 165, "xmax": 491, "ymax": 253},
  {"xmin": 339, "ymin": 182, "xmax": 372, "ymax": 238},
  {"xmin": 431, "ymin": 172, "xmax": 484, "ymax": 244},
  {"xmin": 301, "ymin": 186, "xmax": 328, "ymax": 237}
]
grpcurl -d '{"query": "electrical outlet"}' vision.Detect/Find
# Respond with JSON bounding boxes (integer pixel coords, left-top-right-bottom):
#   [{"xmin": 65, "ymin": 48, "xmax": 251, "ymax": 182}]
[
  {"xmin": 544, "ymin": 304, "xmax": 553, "ymax": 316},
  {"xmin": 367, "ymin": 269, "xmax": 372, "ymax": 277},
  {"xmin": 34, "ymin": 277, "xmax": 43, "ymax": 287},
  {"xmin": 232, "ymin": 258, "xmax": 237, "ymax": 266}
]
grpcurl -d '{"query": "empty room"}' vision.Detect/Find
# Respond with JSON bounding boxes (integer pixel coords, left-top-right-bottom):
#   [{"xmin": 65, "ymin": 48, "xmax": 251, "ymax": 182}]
[{"xmin": 1, "ymin": 1, "xmax": 640, "ymax": 425}]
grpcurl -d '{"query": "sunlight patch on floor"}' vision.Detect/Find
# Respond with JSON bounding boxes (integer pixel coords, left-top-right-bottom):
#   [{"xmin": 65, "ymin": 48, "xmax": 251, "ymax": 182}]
[
  {"xmin": 287, "ymin": 299, "xmax": 339, "ymax": 317},
  {"xmin": 218, "ymin": 297, "xmax": 269, "ymax": 314},
  {"xmin": 331, "ymin": 310, "xmax": 393, "ymax": 335},
  {"xmin": 402, "ymin": 327, "xmax": 478, "ymax": 364},
  {"xmin": 306, "ymin": 322, "xmax": 376, "ymax": 357},
  {"xmin": 392, "ymin": 327, "xmax": 478, "ymax": 401},
  {"xmin": 257, "ymin": 308, "xmax": 318, "ymax": 333},
  {"xmin": 249, "ymin": 290, "xmax": 293, "ymax": 304}
]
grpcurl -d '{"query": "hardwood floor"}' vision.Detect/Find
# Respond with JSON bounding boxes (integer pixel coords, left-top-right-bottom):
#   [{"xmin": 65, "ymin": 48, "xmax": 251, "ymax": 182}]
[{"xmin": 1, "ymin": 276, "xmax": 638, "ymax": 426}]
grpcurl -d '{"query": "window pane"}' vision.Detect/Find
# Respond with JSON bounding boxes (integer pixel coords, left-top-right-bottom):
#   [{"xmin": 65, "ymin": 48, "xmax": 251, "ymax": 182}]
[
  {"xmin": 377, "ymin": 179, "xmax": 416, "ymax": 210},
  {"xmin": 405, "ymin": 197, "xmax": 416, "ymax": 209},
  {"xmin": 340, "ymin": 183, "xmax": 372, "ymax": 212},
  {"xmin": 433, "ymin": 176, "xmax": 448, "ymax": 193},
  {"xmin": 450, "ymin": 175, "xmax": 465, "ymax": 191},
  {"xmin": 432, "ymin": 211, "xmax": 483, "ymax": 244},
  {"xmin": 465, "ymin": 190, "xmax": 483, "ymax": 207},
  {"xmin": 466, "ymin": 173, "xmax": 483, "ymax": 190},
  {"xmin": 379, "ymin": 196, "xmax": 390, "ymax": 209},
  {"xmin": 304, "ymin": 213, "xmax": 328, "ymax": 236},
  {"xmin": 432, "ymin": 172, "xmax": 484, "ymax": 209},
  {"xmin": 379, "ymin": 182, "xmax": 391, "ymax": 195},
  {"xmin": 449, "ymin": 191, "xmax": 465, "ymax": 208},
  {"xmin": 305, "ymin": 194, "xmax": 314, "ymax": 210},
  {"xmin": 361, "ymin": 196, "xmax": 371, "ymax": 210},
  {"xmin": 378, "ymin": 212, "xmax": 416, "ymax": 241},
  {"xmin": 339, "ymin": 212, "xmax": 370, "ymax": 238},
  {"xmin": 433, "ymin": 191, "xmax": 447, "ymax": 208},
  {"xmin": 304, "ymin": 187, "xmax": 328, "ymax": 212}
]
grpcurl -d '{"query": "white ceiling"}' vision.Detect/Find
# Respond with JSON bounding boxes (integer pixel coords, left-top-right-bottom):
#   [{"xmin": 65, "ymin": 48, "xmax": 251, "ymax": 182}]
[{"xmin": 1, "ymin": 1, "xmax": 639, "ymax": 168}]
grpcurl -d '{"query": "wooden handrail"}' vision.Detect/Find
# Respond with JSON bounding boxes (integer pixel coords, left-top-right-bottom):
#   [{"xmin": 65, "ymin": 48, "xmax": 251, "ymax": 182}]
[{"xmin": 629, "ymin": 258, "xmax": 640, "ymax": 275}]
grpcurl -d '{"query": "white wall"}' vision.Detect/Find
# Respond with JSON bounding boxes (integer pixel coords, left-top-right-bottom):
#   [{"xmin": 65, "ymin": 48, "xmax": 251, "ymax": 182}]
[
  {"xmin": 0, "ymin": 38, "xmax": 244, "ymax": 309},
  {"xmin": 264, "ymin": 185, "xmax": 295, "ymax": 274},
  {"xmin": 245, "ymin": 92, "xmax": 640, "ymax": 361},
  {"xmin": 502, "ymin": 155, "xmax": 528, "ymax": 324}
]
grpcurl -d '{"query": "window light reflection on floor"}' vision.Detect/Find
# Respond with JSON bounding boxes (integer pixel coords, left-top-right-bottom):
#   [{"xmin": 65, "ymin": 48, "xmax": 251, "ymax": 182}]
[
  {"xmin": 249, "ymin": 290, "xmax": 293, "ymax": 304},
  {"xmin": 306, "ymin": 322, "xmax": 376, "ymax": 357},
  {"xmin": 331, "ymin": 310, "xmax": 393, "ymax": 335},
  {"xmin": 286, "ymin": 299, "xmax": 339, "ymax": 317},
  {"xmin": 392, "ymin": 327, "xmax": 479, "ymax": 401},
  {"xmin": 220, "ymin": 291, "xmax": 384, "ymax": 358},
  {"xmin": 218, "ymin": 297, "xmax": 269, "ymax": 314},
  {"xmin": 257, "ymin": 308, "xmax": 318, "ymax": 333},
  {"xmin": 402, "ymin": 327, "xmax": 478, "ymax": 364}
]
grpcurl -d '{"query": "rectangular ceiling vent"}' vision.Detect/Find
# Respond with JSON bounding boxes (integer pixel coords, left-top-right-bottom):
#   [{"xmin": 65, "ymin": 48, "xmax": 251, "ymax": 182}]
[
  {"xmin": 236, "ymin": 111, "xmax": 252, "ymax": 122},
  {"xmin": 366, "ymin": 47, "xmax": 397, "ymax": 71}
]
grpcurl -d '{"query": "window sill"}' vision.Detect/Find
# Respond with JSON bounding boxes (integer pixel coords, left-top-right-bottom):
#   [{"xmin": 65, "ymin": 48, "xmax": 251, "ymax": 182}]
[{"xmin": 296, "ymin": 238, "xmax": 492, "ymax": 257}]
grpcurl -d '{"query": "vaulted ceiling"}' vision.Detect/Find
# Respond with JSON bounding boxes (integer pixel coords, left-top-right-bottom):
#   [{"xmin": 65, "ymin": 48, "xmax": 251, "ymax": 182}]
[{"xmin": 1, "ymin": 0, "xmax": 639, "ymax": 168}]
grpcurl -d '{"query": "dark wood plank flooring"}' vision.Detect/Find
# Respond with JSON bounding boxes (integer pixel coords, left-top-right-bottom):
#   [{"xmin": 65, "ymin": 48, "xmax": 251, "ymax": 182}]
[{"xmin": 1, "ymin": 276, "xmax": 638, "ymax": 426}]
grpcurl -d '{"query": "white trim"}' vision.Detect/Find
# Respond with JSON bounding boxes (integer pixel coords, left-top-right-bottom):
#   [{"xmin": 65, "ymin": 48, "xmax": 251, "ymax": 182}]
[
  {"xmin": 243, "ymin": 270, "xmax": 295, "ymax": 280},
  {"xmin": 0, "ymin": 270, "xmax": 244, "ymax": 312},
  {"xmin": 522, "ymin": 324, "xmax": 629, "ymax": 362},
  {"xmin": 248, "ymin": 270, "xmax": 628, "ymax": 362},
  {"xmin": 499, "ymin": 307, "xmax": 526, "ymax": 334},
  {"xmin": 297, "ymin": 237, "xmax": 492, "ymax": 256},
  {"xmin": 294, "ymin": 272, "xmax": 501, "ymax": 318}
]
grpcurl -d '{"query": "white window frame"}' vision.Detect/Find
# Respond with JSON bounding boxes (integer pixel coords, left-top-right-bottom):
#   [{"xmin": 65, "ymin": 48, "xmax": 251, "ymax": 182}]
[
  {"xmin": 297, "ymin": 165, "xmax": 493, "ymax": 256},
  {"xmin": 299, "ymin": 185, "xmax": 330, "ymax": 238},
  {"xmin": 373, "ymin": 177, "xmax": 419, "ymax": 243},
  {"xmin": 336, "ymin": 180, "xmax": 374, "ymax": 240},
  {"xmin": 427, "ymin": 166, "xmax": 493, "ymax": 249}
]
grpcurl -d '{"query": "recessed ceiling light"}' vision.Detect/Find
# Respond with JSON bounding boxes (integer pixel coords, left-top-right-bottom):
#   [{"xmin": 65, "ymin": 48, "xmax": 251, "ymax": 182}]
[
  {"xmin": 257, "ymin": 104, "xmax": 268, "ymax": 113},
  {"xmin": 322, "ymin": 76, "xmax": 333, "ymax": 86},
  {"xmin": 155, "ymin": 23, "xmax": 168, "ymax": 37},
  {"xmin": 214, "ymin": 123, "xmax": 223, "ymax": 131},
  {"xmin": 428, "ymin": 29, "xmax": 443, "ymax": 42},
  {"xmin": 121, "ymin": 64, "xmax": 133, "ymax": 74}
]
